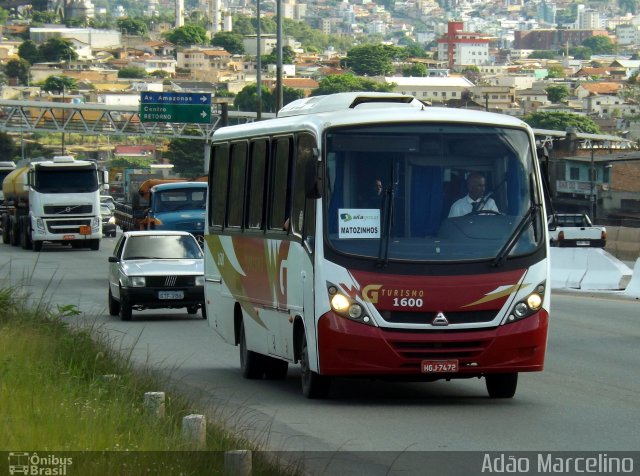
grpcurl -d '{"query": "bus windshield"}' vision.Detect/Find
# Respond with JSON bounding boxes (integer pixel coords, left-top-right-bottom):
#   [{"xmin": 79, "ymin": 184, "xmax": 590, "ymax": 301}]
[{"xmin": 325, "ymin": 123, "xmax": 542, "ymax": 262}]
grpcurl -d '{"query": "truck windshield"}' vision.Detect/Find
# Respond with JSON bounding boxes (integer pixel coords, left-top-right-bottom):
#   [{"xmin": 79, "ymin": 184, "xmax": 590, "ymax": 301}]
[
  {"xmin": 34, "ymin": 167, "xmax": 99, "ymax": 193},
  {"xmin": 154, "ymin": 189, "xmax": 206, "ymax": 213},
  {"xmin": 324, "ymin": 123, "xmax": 543, "ymax": 262}
]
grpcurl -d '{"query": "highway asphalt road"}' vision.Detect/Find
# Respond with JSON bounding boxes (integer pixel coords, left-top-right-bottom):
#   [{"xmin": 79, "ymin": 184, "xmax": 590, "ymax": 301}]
[{"xmin": 1, "ymin": 238, "xmax": 638, "ymax": 475}]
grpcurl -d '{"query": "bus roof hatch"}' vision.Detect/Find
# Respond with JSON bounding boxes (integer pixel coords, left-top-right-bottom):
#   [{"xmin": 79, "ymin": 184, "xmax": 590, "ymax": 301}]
[{"xmin": 277, "ymin": 92, "xmax": 426, "ymax": 118}]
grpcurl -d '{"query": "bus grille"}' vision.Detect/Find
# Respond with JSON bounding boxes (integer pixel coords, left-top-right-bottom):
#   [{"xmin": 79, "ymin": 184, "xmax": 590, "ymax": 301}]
[
  {"xmin": 389, "ymin": 339, "xmax": 491, "ymax": 359},
  {"xmin": 145, "ymin": 276, "xmax": 196, "ymax": 287},
  {"xmin": 381, "ymin": 310, "xmax": 497, "ymax": 324}
]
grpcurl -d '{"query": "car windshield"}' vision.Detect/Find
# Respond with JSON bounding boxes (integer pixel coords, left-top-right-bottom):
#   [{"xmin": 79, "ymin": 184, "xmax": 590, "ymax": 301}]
[
  {"xmin": 324, "ymin": 123, "xmax": 543, "ymax": 262},
  {"xmin": 100, "ymin": 205, "xmax": 112, "ymax": 215},
  {"xmin": 123, "ymin": 235, "xmax": 203, "ymax": 260}
]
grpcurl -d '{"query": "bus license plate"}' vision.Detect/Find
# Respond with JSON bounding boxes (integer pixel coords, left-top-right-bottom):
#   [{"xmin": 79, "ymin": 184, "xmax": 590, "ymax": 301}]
[
  {"xmin": 421, "ymin": 360, "xmax": 458, "ymax": 373},
  {"xmin": 576, "ymin": 241, "xmax": 590, "ymax": 246},
  {"xmin": 79, "ymin": 225, "xmax": 91, "ymax": 235},
  {"xmin": 159, "ymin": 290, "xmax": 184, "ymax": 300}
]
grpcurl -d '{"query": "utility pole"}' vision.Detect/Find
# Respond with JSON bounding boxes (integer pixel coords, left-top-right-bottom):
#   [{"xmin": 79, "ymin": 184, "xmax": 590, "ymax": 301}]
[
  {"xmin": 275, "ymin": 0, "xmax": 283, "ymax": 112},
  {"xmin": 256, "ymin": 0, "xmax": 262, "ymax": 120},
  {"xmin": 590, "ymin": 145, "xmax": 596, "ymax": 219}
]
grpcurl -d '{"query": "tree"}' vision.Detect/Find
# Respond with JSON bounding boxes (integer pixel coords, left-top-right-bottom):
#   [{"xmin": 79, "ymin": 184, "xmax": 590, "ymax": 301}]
[
  {"xmin": 38, "ymin": 38, "xmax": 78, "ymax": 62},
  {"xmin": 41, "ymin": 75, "xmax": 78, "ymax": 93},
  {"xmin": 0, "ymin": 132, "xmax": 18, "ymax": 161},
  {"xmin": 18, "ymin": 40, "xmax": 42, "ymax": 64},
  {"xmin": 118, "ymin": 67, "xmax": 148, "ymax": 79},
  {"xmin": 402, "ymin": 63, "xmax": 427, "ymax": 77},
  {"xmin": 233, "ymin": 84, "xmax": 304, "ymax": 113},
  {"xmin": 4, "ymin": 58, "xmax": 31, "ymax": 85},
  {"xmin": 164, "ymin": 24, "xmax": 208, "ymax": 46},
  {"xmin": 311, "ymin": 73, "xmax": 394, "ymax": 96},
  {"xmin": 522, "ymin": 112, "xmax": 600, "ymax": 134},
  {"xmin": 212, "ymin": 32, "xmax": 244, "ymax": 54},
  {"xmin": 30, "ymin": 11, "xmax": 59, "ymax": 25},
  {"xmin": 545, "ymin": 84, "xmax": 570, "ymax": 103},
  {"xmin": 547, "ymin": 64, "xmax": 566, "ymax": 79},
  {"xmin": 117, "ymin": 18, "xmax": 148, "ymax": 36},
  {"xmin": 164, "ymin": 138, "xmax": 206, "ymax": 177},
  {"xmin": 345, "ymin": 45, "xmax": 394, "ymax": 76},
  {"xmin": 461, "ymin": 66, "xmax": 482, "ymax": 85},
  {"xmin": 619, "ymin": 0, "xmax": 639, "ymax": 14},
  {"xmin": 581, "ymin": 35, "xmax": 615, "ymax": 55},
  {"xmin": 529, "ymin": 50, "xmax": 557, "ymax": 60},
  {"xmin": 568, "ymin": 46, "xmax": 592, "ymax": 60},
  {"xmin": 262, "ymin": 46, "xmax": 296, "ymax": 65}
]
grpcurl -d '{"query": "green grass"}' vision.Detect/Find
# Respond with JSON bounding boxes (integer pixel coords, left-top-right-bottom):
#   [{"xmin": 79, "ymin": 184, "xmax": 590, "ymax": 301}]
[{"xmin": 0, "ymin": 284, "xmax": 298, "ymax": 475}]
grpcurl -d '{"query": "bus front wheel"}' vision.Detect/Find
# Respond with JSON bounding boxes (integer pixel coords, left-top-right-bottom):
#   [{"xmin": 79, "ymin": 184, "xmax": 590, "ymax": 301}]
[
  {"xmin": 300, "ymin": 333, "xmax": 330, "ymax": 399},
  {"xmin": 485, "ymin": 373, "xmax": 518, "ymax": 398}
]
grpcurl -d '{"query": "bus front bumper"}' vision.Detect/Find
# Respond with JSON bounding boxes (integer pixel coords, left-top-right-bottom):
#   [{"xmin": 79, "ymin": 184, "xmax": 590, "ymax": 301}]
[{"xmin": 317, "ymin": 310, "xmax": 548, "ymax": 377}]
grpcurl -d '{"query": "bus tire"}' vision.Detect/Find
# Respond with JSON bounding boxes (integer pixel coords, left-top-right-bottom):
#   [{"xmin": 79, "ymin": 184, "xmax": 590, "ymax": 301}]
[
  {"xmin": 264, "ymin": 356, "xmax": 288, "ymax": 380},
  {"xmin": 300, "ymin": 333, "xmax": 330, "ymax": 399},
  {"xmin": 485, "ymin": 373, "xmax": 518, "ymax": 398},
  {"xmin": 239, "ymin": 320, "xmax": 265, "ymax": 379}
]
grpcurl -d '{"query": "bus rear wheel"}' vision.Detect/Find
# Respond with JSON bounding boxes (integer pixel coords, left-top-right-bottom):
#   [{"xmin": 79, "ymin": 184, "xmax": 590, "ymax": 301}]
[
  {"xmin": 239, "ymin": 320, "xmax": 265, "ymax": 379},
  {"xmin": 300, "ymin": 333, "xmax": 330, "ymax": 399},
  {"xmin": 485, "ymin": 373, "xmax": 518, "ymax": 398}
]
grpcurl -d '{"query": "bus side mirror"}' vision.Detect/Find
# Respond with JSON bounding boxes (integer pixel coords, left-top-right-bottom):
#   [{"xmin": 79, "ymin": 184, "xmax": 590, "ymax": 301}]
[{"xmin": 305, "ymin": 152, "xmax": 323, "ymax": 199}]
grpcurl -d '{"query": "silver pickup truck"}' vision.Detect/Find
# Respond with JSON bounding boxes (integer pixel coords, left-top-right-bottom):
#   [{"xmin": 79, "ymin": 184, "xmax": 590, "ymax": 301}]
[{"xmin": 548, "ymin": 213, "xmax": 607, "ymax": 248}]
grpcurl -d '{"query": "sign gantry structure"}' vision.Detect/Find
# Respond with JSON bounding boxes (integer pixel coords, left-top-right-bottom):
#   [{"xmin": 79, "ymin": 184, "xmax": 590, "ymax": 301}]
[{"xmin": 0, "ymin": 99, "xmax": 273, "ymax": 140}]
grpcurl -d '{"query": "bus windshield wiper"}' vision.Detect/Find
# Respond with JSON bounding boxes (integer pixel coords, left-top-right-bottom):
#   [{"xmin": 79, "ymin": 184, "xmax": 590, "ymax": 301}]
[
  {"xmin": 491, "ymin": 204, "xmax": 540, "ymax": 268},
  {"xmin": 376, "ymin": 184, "xmax": 394, "ymax": 267}
]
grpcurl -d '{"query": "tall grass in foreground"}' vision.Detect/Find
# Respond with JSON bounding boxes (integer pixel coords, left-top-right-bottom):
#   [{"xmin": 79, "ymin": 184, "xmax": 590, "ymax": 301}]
[{"xmin": 0, "ymin": 285, "xmax": 297, "ymax": 475}]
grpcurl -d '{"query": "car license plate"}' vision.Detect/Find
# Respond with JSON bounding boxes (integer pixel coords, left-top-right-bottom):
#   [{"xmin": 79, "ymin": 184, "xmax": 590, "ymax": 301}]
[
  {"xmin": 79, "ymin": 225, "xmax": 91, "ymax": 235},
  {"xmin": 158, "ymin": 290, "xmax": 184, "ymax": 300},
  {"xmin": 576, "ymin": 240, "xmax": 590, "ymax": 246},
  {"xmin": 421, "ymin": 360, "xmax": 459, "ymax": 373}
]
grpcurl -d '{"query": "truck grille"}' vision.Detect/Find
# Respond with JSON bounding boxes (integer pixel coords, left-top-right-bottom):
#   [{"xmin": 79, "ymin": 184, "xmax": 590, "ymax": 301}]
[
  {"xmin": 44, "ymin": 205, "xmax": 93, "ymax": 214},
  {"xmin": 145, "ymin": 276, "xmax": 197, "ymax": 287},
  {"xmin": 46, "ymin": 219, "xmax": 93, "ymax": 234}
]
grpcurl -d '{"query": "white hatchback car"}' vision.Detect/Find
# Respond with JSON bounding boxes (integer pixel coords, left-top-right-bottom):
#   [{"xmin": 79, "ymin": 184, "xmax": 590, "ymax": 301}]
[{"xmin": 107, "ymin": 230, "xmax": 205, "ymax": 321}]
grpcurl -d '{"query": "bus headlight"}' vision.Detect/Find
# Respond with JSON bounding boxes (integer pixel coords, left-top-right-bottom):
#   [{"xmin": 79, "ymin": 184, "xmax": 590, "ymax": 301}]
[
  {"xmin": 506, "ymin": 282, "xmax": 545, "ymax": 323},
  {"xmin": 327, "ymin": 282, "xmax": 374, "ymax": 326}
]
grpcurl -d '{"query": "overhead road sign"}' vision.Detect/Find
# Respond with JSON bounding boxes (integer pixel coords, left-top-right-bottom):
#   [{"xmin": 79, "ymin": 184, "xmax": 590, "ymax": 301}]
[{"xmin": 140, "ymin": 92, "xmax": 212, "ymax": 124}]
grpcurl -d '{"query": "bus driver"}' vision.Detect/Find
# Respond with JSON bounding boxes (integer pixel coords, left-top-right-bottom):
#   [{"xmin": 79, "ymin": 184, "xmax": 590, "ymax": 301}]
[{"xmin": 448, "ymin": 172, "xmax": 499, "ymax": 217}]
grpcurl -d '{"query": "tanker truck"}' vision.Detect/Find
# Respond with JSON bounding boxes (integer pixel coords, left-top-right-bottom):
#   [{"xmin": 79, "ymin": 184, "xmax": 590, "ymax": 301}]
[
  {"xmin": 0, "ymin": 161, "xmax": 17, "ymax": 235},
  {"xmin": 1, "ymin": 156, "xmax": 107, "ymax": 252}
]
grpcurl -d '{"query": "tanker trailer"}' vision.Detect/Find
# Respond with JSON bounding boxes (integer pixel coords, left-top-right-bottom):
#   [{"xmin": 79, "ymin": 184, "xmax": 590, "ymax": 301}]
[{"xmin": 1, "ymin": 156, "xmax": 107, "ymax": 251}]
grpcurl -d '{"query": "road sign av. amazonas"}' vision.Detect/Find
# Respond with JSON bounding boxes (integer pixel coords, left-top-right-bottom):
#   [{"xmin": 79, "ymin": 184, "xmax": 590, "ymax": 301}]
[{"xmin": 140, "ymin": 92, "xmax": 212, "ymax": 124}]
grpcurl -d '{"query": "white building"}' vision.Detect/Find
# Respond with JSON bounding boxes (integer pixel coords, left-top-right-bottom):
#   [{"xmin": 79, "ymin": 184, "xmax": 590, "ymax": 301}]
[
  {"xmin": 30, "ymin": 27, "xmax": 122, "ymax": 49},
  {"xmin": 382, "ymin": 76, "xmax": 475, "ymax": 102}
]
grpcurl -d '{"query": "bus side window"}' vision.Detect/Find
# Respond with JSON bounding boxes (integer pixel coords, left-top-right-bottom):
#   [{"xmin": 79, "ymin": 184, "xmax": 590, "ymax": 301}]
[
  {"xmin": 209, "ymin": 143, "xmax": 229, "ymax": 229},
  {"xmin": 269, "ymin": 137, "xmax": 292, "ymax": 231},
  {"xmin": 227, "ymin": 142, "xmax": 248, "ymax": 229},
  {"xmin": 246, "ymin": 139, "xmax": 268, "ymax": 230},
  {"xmin": 291, "ymin": 133, "xmax": 317, "ymax": 239}
]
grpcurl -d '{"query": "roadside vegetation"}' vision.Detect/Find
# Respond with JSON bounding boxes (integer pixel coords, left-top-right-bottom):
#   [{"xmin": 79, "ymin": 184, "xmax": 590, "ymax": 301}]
[{"xmin": 0, "ymin": 277, "xmax": 295, "ymax": 475}]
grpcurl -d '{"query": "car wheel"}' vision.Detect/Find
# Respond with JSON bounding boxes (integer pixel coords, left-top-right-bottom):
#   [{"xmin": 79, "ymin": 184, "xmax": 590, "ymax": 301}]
[
  {"xmin": 108, "ymin": 287, "xmax": 120, "ymax": 316},
  {"xmin": 300, "ymin": 332, "xmax": 330, "ymax": 399},
  {"xmin": 187, "ymin": 306, "xmax": 198, "ymax": 314},
  {"xmin": 239, "ymin": 320, "xmax": 265, "ymax": 379},
  {"xmin": 119, "ymin": 289, "xmax": 132, "ymax": 321},
  {"xmin": 485, "ymin": 373, "xmax": 518, "ymax": 398},
  {"xmin": 264, "ymin": 355, "xmax": 288, "ymax": 380}
]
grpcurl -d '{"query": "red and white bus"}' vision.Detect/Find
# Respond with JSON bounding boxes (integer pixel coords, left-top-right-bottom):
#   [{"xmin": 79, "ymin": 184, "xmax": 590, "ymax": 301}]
[{"xmin": 204, "ymin": 93, "xmax": 550, "ymax": 399}]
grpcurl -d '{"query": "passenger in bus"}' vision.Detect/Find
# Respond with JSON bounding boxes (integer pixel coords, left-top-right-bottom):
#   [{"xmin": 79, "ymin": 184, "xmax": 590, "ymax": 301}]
[
  {"xmin": 358, "ymin": 178, "xmax": 384, "ymax": 208},
  {"xmin": 448, "ymin": 172, "xmax": 499, "ymax": 217}
]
